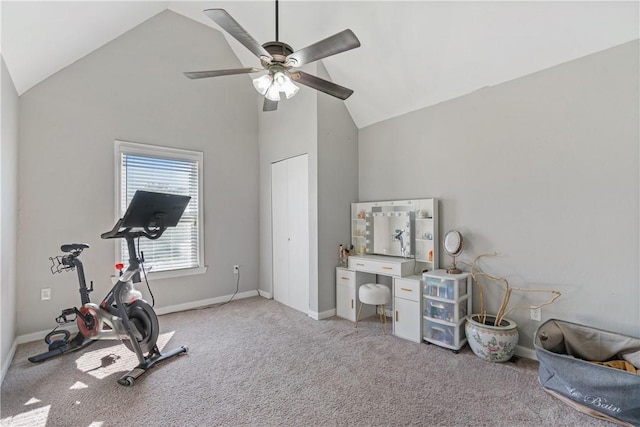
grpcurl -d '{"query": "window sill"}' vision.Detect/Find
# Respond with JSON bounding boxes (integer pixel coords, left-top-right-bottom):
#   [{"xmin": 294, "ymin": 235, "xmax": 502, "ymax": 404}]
[
  {"xmin": 144, "ymin": 266, "xmax": 208, "ymax": 281},
  {"xmin": 110, "ymin": 267, "xmax": 207, "ymax": 284}
]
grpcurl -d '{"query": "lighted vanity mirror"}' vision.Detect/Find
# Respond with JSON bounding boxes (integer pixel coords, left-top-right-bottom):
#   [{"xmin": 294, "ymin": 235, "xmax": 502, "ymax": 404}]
[
  {"xmin": 351, "ymin": 198, "xmax": 438, "ymax": 263},
  {"xmin": 371, "ymin": 211, "xmax": 414, "ymax": 258}
]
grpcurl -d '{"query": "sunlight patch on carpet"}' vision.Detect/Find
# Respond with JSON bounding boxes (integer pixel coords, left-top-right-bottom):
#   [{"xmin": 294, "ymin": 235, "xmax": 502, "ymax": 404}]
[
  {"xmin": 1, "ymin": 404, "xmax": 50, "ymax": 427},
  {"xmin": 24, "ymin": 397, "xmax": 41, "ymax": 406},
  {"xmin": 73, "ymin": 331, "xmax": 175, "ymax": 379},
  {"xmin": 75, "ymin": 345, "xmax": 136, "ymax": 380},
  {"xmin": 155, "ymin": 331, "xmax": 174, "ymax": 351},
  {"xmin": 69, "ymin": 381, "xmax": 88, "ymax": 390}
]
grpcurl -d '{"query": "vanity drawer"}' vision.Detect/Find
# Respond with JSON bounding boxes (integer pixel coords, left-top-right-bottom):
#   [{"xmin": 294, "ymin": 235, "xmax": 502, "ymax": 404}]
[
  {"xmin": 394, "ymin": 277, "xmax": 420, "ymax": 302},
  {"xmin": 377, "ymin": 262, "xmax": 401, "ymax": 276},
  {"xmin": 348, "ymin": 257, "xmax": 401, "ymax": 276},
  {"xmin": 336, "ymin": 268, "xmax": 356, "ymax": 289}
]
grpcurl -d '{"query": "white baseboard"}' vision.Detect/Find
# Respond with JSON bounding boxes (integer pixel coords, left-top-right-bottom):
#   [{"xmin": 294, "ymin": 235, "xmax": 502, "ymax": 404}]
[
  {"xmin": 258, "ymin": 289, "xmax": 271, "ymax": 299},
  {"xmin": 1, "ymin": 339, "xmax": 18, "ymax": 386},
  {"xmin": 309, "ymin": 308, "xmax": 336, "ymax": 320},
  {"xmin": 515, "ymin": 345, "xmax": 538, "ymax": 361},
  {"xmin": 17, "ymin": 325, "xmax": 79, "ymax": 346},
  {"xmin": 154, "ymin": 290, "xmax": 259, "ymax": 315}
]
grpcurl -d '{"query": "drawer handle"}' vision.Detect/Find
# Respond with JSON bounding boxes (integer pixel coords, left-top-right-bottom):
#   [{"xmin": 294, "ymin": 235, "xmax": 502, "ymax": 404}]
[
  {"xmin": 356, "ymin": 263, "xmax": 365, "ymax": 266},
  {"xmin": 395, "ymin": 311, "xmax": 399, "ymax": 322},
  {"xmin": 351, "ymin": 299, "xmax": 354, "ymax": 309},
  {"xmin": 341, "ymin": 277, "xmax": 350, "ymax": 280},
  {"xmin": 382, "ymin": 266, "xmax": 393, "ymax": 270},
  {"xmin": 400, "ymin": 287, "xmax": 413, "ymax": 292}
]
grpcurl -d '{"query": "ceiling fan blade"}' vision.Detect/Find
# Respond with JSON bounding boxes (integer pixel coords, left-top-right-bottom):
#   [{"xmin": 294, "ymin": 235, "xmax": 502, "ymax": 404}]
[
  {"xmin": 286, "ymin": 29, "xmax": 360, "ymax": 67},
  {"xmin": 203, "ymin": 9, "xmax": 272, "ymax": 61},
  {"xmin": 184, "ymin": 68, "xmax": 262, "ymax": 79},
  {"xmin": 290, "ymin": 71, "xmax": 354, "ymax": 100},
  {"xmin": 263, "ymin": 98, "xmax": 278, "ymax": 112}
]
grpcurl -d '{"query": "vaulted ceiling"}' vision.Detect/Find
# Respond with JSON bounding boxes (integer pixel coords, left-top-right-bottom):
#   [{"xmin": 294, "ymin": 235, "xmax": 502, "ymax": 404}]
[{"xmin": 2, "ymin": 1, "xmax": 638, "ymax": 129}]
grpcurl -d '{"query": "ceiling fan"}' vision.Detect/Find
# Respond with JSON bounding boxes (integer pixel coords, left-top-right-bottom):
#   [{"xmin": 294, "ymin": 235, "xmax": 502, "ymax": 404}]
[{"xmin": 183, "ymin": 1, "xmax": 361, "ymax": 112}]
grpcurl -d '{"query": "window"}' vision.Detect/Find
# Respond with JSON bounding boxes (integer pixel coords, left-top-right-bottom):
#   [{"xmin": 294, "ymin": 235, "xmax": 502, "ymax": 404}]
[{"xmin": 115, "ymin": 140, "xmax": 205, "ymax": 278}]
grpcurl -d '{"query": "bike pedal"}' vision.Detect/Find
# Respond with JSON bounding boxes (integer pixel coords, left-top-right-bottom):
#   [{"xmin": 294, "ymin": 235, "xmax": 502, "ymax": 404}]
[
  {"xmin": 55, "ymin": 308, "xmax": 78, "ymax": 324},
  {"xmin": 61, "ymin": 308, "xmax": 76, "ymax": 316}
]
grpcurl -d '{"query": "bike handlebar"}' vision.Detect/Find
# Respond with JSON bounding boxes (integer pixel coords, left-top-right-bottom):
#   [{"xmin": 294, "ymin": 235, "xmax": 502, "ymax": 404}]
[{"xmin": 100, "ymin": 218, "xmax": 165, "ymax": 241}]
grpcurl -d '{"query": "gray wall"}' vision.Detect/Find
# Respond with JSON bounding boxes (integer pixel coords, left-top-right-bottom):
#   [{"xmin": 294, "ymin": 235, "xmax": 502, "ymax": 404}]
[
  {"xmin": 317, "ymin": 63, "xmax": 359, "ymax": 314},
  {"xmin": 1, "ymin": 57, "xmax": 19, "ymax": 381},
  {"xmin": 16, "ymin": 11, "xmax": 260, "ymax": 336},
  {"xmin": 359, "ymin": 40, "xmax": 640, "ymax": 349}
]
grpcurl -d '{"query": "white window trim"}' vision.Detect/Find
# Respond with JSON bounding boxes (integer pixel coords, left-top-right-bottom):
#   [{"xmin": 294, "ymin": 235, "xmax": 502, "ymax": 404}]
[{"xmin": 114, "ymin": 140, "xmax": 207, "ymax": 280}]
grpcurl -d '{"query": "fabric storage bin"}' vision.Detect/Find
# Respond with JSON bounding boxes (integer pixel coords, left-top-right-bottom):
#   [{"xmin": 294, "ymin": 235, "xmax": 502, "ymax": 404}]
[{"xmin": 534, "ymin": 319, "xmax": 640, "ymax": 426}]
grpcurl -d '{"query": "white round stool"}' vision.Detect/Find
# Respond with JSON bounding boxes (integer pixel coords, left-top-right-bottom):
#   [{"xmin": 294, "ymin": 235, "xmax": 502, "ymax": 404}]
[{"xmin": 355, "ymin": 283, "xmax": 391, "ymax": 335}]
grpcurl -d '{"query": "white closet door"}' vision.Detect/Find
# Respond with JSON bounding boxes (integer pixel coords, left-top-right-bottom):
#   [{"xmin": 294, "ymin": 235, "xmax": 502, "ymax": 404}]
[
  {"xmin": 271, "ymin": 154, "xmax": 309, "ymax": 314},
  {"xmin": 286, "ymin": 155, "xmax": 309, "ymax": 314},
  {"xmin": 272, "ymin": 160, "xmax": 289, "ymax": 307}
]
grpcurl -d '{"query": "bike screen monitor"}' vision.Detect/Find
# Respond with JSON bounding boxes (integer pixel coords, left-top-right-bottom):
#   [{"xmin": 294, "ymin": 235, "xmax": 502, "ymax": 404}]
[{"xmin": 121, "ymin": 191, "xmax": 191, "ymax": 230}]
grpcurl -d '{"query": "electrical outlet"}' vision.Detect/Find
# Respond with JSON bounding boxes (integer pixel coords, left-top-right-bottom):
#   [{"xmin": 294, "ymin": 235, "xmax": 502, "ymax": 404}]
[
  {"xmin": 233, "ymin": 265, "xmax": 239, "ymax": 274},
  {"xmin": 530, "ymin": 307, "xmax": 541, "ymax": 321},
  {"xmin": 41, "ymin": 288, "xmax": 51, "ymax": 301}
]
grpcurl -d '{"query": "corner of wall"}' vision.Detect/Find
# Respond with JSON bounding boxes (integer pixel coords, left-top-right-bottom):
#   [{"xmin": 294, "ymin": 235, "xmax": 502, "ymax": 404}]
[
  {"xmin": 316, "ymin": 62, "xmax": 359, "ymax": 313},
  {"xmin": 1, "ymin": 55, "xmax": 20, "ymax": 384}
]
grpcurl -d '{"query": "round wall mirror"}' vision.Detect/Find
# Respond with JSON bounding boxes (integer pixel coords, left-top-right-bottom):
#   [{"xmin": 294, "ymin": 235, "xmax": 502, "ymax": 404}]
[{"xmin": 443, "ymin": 230, "xmax": 463, "ymax": 274}]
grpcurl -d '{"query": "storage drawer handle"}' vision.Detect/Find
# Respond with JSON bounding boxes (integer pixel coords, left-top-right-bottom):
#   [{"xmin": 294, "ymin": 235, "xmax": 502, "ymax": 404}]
[
  {"xmin": 400, "ymin": 287, "xmax": 413, "ymax": 292},
  {"xmin": 351, "ymin": 299, "xmax": 354, "ymax": 309},
  {"xmin": 341, "ymin": 277, "xmax": 350, "ymax": 281},
  {"xmin": 395, "ymin": 311, "xmax": 399, "ymax": 322},
  {"xmin": 356, "ymin": 263, "xmax": 365, "ymax": 266},
  {"xmin": 382, "ymin": 266, "xmax": 393, "ymax": 270}
]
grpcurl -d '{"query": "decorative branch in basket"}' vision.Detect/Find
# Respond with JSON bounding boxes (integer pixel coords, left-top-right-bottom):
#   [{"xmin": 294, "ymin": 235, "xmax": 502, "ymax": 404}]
[{"xmin": 470, "ymin": 253, "xmax": 561, "ymax": 326}]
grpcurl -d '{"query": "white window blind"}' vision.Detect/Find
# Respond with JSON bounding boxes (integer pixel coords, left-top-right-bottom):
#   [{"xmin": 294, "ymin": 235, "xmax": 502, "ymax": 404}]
[{"xmin": 116, "ymin": 141, "xmax": 203, "ymax": 275}]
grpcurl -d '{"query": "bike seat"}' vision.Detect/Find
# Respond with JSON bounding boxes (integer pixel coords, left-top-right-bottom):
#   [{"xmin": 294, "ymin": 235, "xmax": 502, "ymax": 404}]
[{"xmin": 60, "ymin": 243, "xmax": 90, "ymax": 253}]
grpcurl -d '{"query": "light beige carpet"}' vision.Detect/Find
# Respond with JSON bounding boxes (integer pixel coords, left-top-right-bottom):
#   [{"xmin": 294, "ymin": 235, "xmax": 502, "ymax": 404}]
[{"xmin": 1, "ymin": 296, "xmax": 612, "ymax": 426}]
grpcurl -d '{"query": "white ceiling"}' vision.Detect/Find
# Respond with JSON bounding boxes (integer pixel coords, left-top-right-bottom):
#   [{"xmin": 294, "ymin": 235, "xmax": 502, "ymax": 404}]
[{"xmin": 2, "ymin": 1, "xmax": 638, "ymax": 129}]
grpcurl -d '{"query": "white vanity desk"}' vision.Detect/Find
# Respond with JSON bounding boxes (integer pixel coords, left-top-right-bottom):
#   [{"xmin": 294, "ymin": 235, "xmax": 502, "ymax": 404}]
[
  {"xmin": 336, "ymin": 198, "xmax": 438, "ymax": 343},
  {"xmin": 336, "ymin": 255, "xmax": 423, "ymax": 343}
]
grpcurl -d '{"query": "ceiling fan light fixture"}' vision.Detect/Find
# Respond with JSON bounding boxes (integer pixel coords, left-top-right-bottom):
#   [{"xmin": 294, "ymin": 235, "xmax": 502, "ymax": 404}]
[
  {"xmin": 265, "ymin": 84, "xmax": 281, "ymax": 102},
  {"xmin": 283, "ymin": 81, "xmax": 299, "ymax": 99},
  {"xmin": 252, "ymin": 74, "xmax": 273, "ymax": 96},
  {"xmin": 273, "ymin": 71, "xmax": 287, "ymax": 86},
  {"xmin": 273, "ymin": 72, "xmax": 299, "ymax": 99}
]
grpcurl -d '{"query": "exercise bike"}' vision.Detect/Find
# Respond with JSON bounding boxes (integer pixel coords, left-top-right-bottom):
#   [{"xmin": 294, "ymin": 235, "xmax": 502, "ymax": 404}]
[{"xmin": 29, "ymin": 190, "xmax": 191, "ymax": 386}]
